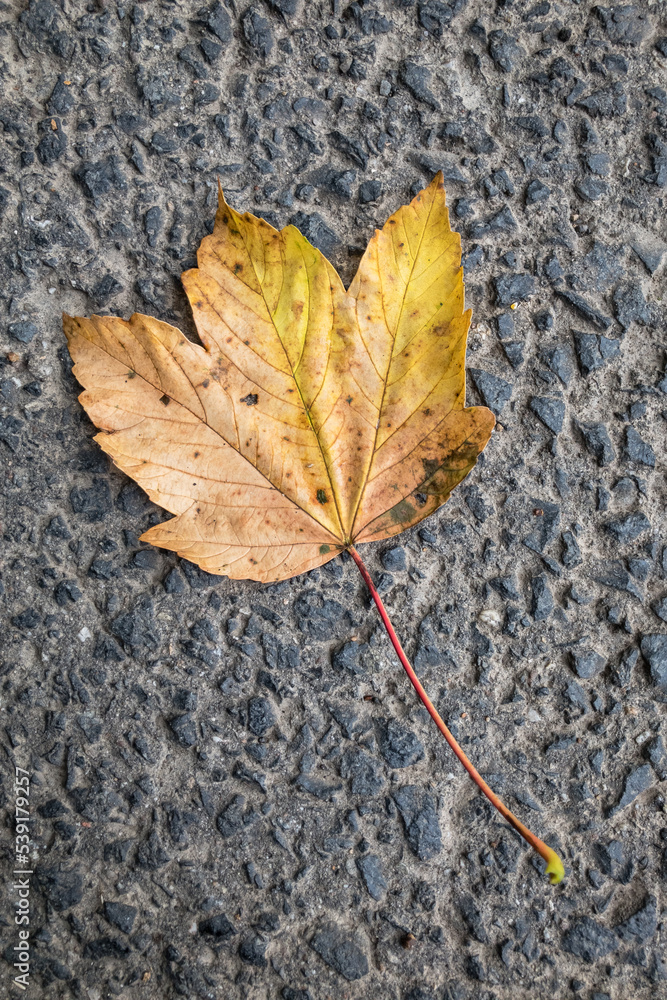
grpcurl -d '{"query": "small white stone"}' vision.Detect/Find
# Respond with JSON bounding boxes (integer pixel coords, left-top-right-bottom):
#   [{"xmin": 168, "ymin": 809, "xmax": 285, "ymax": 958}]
[
  {"xmin": 479, "ymin": 609, "xmax": 502, "ymax": 627},
  {"xmin": 528, "ymin": 709, "xmax": 541, "ymax": 722},
  {"xmin": 77, "ymin": 626, "xmax": 92, "ymax": 642}
]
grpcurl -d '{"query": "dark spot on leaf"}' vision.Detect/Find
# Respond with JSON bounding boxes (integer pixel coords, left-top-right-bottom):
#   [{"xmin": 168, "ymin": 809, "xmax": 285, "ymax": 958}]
[
  {"xmin": 422, "ymin": 457, "xmax": 440, "ymax": 479},
  {"xmin": 241, "ymin": 393, "xmax": 258, "ymax": 406},
  {"xmin": 319, "ymin": 544, "xmax": 331, "ymax": 554},
  {"xmin": 316, "ymin": 489, "xmax": 328, "ymax": 504},
  {"xmin": 127, "ymin": 370, "xmax": 136, "ymax": 379},
  {"xmin": 389, "ymin": 499, "xmax": 415, "ymax": 525},
  {"xmin": 159, "ymin": 394, "xmax": 170, "ymax": 406},
  {"xmin": 194, "ymin": 300, "xmax": 203, "ymax": 308},
  {"xmin": 416, "ymin": 492, "xmax": 428, "ymax": 507},
  {"xmin": 202, "ymin": 379, "xmax": 210, "ymax": 388},
  {"xmin": 234, "ymin": 263, "xmax": 243, "ymax": 273}
]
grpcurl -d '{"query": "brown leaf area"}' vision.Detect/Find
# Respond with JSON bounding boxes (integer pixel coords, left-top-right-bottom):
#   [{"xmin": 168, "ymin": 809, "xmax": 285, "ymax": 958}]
[{"xmin": 63, "ymin": 174, "xmax": 495, "ymax": 582}]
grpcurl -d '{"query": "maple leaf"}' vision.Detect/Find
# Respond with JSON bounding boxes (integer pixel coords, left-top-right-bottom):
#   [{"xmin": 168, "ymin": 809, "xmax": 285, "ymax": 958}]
[
  {"xmin": 64, "ymin": 175, "xmax": 493, "ymax": 582},
  {"xmin": 63, "ymin": 174, "xmax": 564, "ymax": 886}
]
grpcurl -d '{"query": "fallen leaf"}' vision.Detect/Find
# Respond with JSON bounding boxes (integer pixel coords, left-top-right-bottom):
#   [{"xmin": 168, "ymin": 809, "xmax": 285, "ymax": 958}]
[
  {"xmin": 63, "ymin": 173, "xmax": 565, "ymax": 886},
  {"xmin": 63, "ymin": 173, "xmax": 494, "ymax": 583}
]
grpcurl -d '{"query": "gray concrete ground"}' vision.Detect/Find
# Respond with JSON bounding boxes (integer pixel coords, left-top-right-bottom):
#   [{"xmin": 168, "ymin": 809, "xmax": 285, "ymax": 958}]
[{"xmin": 1, "ymin": 1, "xmax": 666, "ymax": 998}]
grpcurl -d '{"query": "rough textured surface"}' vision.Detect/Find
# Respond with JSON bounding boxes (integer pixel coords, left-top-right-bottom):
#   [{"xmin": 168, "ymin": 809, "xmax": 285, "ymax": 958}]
[{"xmin": 0, "ymin": 1, "xmax": 666, "ymax": 999}]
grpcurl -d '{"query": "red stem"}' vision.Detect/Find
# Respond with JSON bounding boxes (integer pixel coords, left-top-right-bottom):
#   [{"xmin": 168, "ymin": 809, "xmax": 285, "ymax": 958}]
[{"xmin": 348, "ymin": 544, "xmax": 564, "ymax": 885}]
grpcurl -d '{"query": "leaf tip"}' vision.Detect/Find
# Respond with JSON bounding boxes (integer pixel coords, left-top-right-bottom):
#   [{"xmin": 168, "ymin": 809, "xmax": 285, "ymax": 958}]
[
  {"xmin": 216, "ymin": 178, "xmax": 230, "ymax": 213},
  {"xmin": 62, "ymin": 312, "xmax": 78, "ymax": 341}
]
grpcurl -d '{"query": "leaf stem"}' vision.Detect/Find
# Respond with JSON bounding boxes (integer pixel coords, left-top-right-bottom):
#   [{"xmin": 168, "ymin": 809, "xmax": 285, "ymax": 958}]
[{"xmin": 348, "ymin": 545, "xmax": 564, "ymax": 885}]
